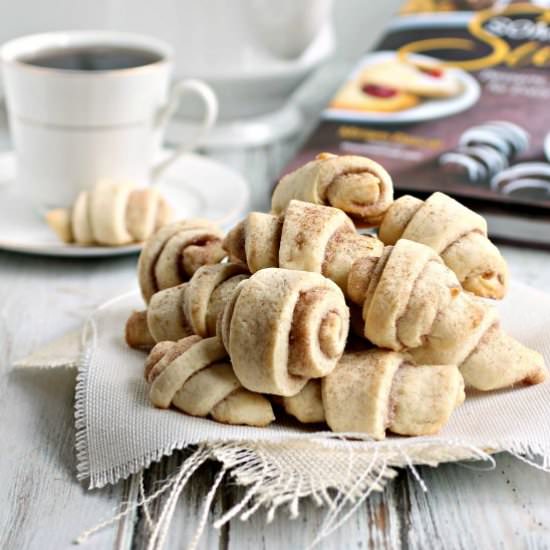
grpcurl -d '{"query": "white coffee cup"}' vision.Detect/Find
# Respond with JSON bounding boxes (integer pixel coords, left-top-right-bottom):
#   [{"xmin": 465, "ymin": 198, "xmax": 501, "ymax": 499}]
[{"xmin": 0, "ymin": 30, "xmax": 218, "ymax": 208}]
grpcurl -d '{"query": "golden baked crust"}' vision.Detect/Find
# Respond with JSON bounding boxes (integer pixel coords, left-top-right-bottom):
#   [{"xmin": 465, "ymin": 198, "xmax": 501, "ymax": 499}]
[
  {"xmin": 137, "ymin": 219, "xmax": 225, "ymax": 303},
  {"xmin": 45, "ymin": 208, "xmax": 73, "ymax": 243},
  {"xmin": 45, "ymin": 181, "xmax": 173, "ymax": 246},
  {"xmin": 283, "ymin": 349, "xmax": 464, "ymax": 440},
  {"xmin": 281, "ymin": 380, "xmax": 325, "ymax": 424},
  {"xmin": 145, "ymin": 335, "xmax": 275, "ymax": 427},
  {"xmin": 348, "ymin": 239, "xmax": 546, "ymax": 391},
  {"xmin": 379, "ymin": 192, "xmax": 508, "ymax": 299},
  {"xmin": 218, "ymin": 268, "xmax": 350, "ymax": 396},
  {"xmin": 271, "ymin": 153, "xmax": 394, "ymax": 227},
  {"xmin": 126, "ymin": 263, "xmax": 249, "ymax": 350},
  {"xmin": 224, "ymin": 200, "xmax": 383, "ymax": 292}
]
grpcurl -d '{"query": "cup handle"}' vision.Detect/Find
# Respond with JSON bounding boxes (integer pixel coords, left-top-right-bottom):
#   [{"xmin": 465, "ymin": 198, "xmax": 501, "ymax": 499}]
[{"xmin": 151, "ymin": 78, "xmax": 218, "ymax": 181}]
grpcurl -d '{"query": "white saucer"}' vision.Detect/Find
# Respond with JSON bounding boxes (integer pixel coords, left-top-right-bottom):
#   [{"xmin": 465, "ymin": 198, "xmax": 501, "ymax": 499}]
[
  {"xmin": 323, "ymin": 51, "xmax": 481, "ymax": 126},
  {"xmin": 0, "ymin": 150, "xmax": 249, "ymax": 258}
]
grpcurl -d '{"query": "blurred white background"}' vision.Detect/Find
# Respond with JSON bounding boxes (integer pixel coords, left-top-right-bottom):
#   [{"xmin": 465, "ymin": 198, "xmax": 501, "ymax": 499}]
[
  {"xmin": 0, "ymin": 0, "xmax": 402, "ymax": 64},
  {"xmin": 0, "ymin": 0, "xmax": 404, "ymax": 209}
]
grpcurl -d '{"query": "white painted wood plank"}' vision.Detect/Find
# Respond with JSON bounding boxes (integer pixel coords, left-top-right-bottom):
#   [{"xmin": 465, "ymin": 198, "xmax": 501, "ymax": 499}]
[
  {"xmin": 224, "ymin": 452, "xmax": 550, "ymax": 550},
  {"xmin": 133, "ymin": 451, "xmax": 221, "ymax": 550},
  {"xmin": 0, "ymin": 249, "xmax": 137, "ymax": 550},
  {"xmin": 125, "ymin": 451, "xmax": 550, "ymax": 550},
  {"xmin": 407, "ymin": 454, "xmax": 550, "ymax": 550},
  {"xmin": 0, "ymin": 363, "xmax": 125, "ymax": 550},
  {"xmin": 225, "ymin": 484, "xmax": 403, "ymax": 550}
]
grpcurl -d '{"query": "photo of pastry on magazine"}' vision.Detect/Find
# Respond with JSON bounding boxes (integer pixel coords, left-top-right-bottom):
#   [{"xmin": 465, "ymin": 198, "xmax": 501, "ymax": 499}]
[{"xmin": 286, "ymin": 2, "xmax": 550, "ymax": 243}]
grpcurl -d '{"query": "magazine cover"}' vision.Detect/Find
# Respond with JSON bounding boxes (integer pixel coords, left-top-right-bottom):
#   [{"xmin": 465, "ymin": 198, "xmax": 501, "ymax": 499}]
[{"xmin": 285, "ymin": 1, "xmax": 550, "ymax": 243}]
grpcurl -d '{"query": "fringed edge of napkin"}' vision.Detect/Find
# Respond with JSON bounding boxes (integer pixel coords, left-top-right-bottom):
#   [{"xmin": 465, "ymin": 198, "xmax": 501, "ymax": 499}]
[
  {"xmin": 74, "ymin": 436, "xmax": 550, "ymax": 550},
  {"xmin": 75, "ymin": 439, "xmax": 499, "ymax": 550},
  {"xmin": 75, "ymin": 336, "xmax": 94, "ymax": 484},
  {"xmin": 57, "ymin": 294, "xmax": 550, "ymax": 549}
]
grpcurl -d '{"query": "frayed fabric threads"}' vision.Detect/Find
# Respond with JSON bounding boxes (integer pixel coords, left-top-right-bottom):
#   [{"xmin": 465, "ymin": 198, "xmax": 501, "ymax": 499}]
[
  {"xmin": 19, "ymin": 284, "xmax": 550, "ymax": 548},
  {"xmin": 75, "ymin": 439, "xmax": 497, "ymax": 550},
  {"xmin": 75, "ymin": 445, "xmax": 211, "ymax": 548}
]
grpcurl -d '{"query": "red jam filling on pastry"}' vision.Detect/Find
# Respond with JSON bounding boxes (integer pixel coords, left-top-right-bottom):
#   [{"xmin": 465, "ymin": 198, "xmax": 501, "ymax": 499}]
[
  {"xmin": 418, "ymin": 66, "xmax": 443, "ymax": 78},
  {"xmin": 361, "ymin": 84, "xmax": 398, "ymax": 98}
]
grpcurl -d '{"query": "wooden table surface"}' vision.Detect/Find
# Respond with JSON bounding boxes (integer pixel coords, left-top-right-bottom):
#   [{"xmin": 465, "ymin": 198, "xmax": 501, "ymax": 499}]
[{"xmin": 1, "ymin": 71, "xmax": 550, "ymax": 549}]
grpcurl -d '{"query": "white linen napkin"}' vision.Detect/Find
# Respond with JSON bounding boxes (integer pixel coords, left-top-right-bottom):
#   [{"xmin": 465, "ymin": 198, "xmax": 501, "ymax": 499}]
[{"xmin": 16, "ymin": 281, "xmax": 550, "ymax": 548}]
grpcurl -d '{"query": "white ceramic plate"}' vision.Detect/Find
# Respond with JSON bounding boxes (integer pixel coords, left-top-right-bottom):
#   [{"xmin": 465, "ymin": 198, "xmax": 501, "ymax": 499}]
[
  {"xmin": 0, "ymin": 150, "xmax": 249, "ymax": 257},
  {"xmin": 323, "ymin": 51, "xmax": 481, "ymax": 126}
]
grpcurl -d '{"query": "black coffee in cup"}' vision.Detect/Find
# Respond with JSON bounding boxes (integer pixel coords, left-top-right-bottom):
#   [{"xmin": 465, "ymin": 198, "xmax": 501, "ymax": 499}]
[{"xmin": 20, "ymin": 45, "xmax": 163, "ymax": 71}]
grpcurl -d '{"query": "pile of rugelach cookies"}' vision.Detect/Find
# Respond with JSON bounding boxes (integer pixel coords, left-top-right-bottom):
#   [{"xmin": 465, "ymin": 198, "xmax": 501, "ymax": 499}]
[{"xmin": 125, "ymin": 152, "xmax": 547, "ymax": 441}]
